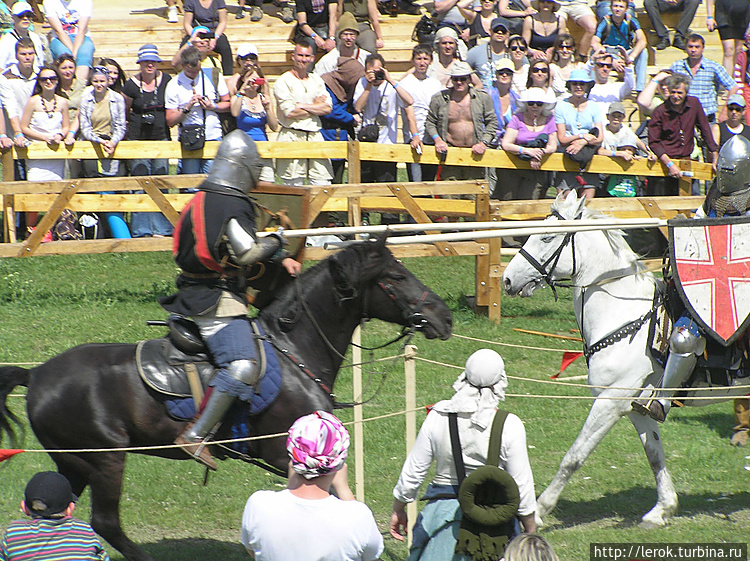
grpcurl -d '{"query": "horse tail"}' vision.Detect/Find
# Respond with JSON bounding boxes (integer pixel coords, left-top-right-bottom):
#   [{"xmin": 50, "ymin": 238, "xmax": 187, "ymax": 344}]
[{"xmin": 0, "ymin": 366, "xmax": 29, "ymax": 447}]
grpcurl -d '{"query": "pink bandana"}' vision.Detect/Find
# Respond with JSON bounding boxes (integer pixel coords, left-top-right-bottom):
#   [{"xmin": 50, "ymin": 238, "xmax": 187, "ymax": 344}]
[{"xmin": 286, "ymin": 411, "xmax": 350, "ymax": 479}]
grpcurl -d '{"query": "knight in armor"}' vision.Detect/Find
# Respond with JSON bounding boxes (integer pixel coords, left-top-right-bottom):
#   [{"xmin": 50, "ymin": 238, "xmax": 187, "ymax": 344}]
[
  {"xmin": 160, "ymin": 130, "xmax": 302, "ymax": 469},
  {"xmin": 636, "ymin": 135, "xmax": 750, "ymax": 423}
]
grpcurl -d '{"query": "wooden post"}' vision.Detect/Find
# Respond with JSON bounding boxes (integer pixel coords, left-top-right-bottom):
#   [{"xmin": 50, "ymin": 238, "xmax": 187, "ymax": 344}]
[
  {"xmin": 348, "ymin": 141, "xmax": 362, "ymax": 227},
  {"xmin": 3, "ymin": 149, "xmax": 14, "ymax": 242},
  {"xmin": 404, "ymin": 344, "xmax": 418, "ymax": 546},
  {"xmin": 352, "ymin": 325, "xmax": 365, "ymax": 502},
  {"xmin": 474, "ymin": 189, "xmax": 490, "ymax": 311}
]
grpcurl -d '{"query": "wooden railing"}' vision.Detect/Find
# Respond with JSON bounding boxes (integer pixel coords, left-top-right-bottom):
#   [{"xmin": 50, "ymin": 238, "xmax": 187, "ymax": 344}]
[{"xmin": 0, "ymin": 139, "xmax": 713, "ymax": 321}]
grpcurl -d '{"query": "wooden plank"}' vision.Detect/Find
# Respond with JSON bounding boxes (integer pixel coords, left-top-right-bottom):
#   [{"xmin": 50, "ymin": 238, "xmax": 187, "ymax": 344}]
[
  {"xmin": 14, "ymin": 194, "xmax": 194, "ymax": 212},
  {"xmin": 0, "ymin": 175, "xmax": 204, "ymax": 194},
  {"xmin": 309, "ymin": 180, "xmax": 486, "ymax": 198},
  {"xmin": 138, "ymin": 177, "xmax": 181, "ymax": 225},
  {"xmin": 387, "ymin": 183, "xmax": 457, "ymax": 255},
  {"xmin": 18, "ymin": 182, "xmax": 81, "ymax": 257},
  {"xmin": 0, "ymin": 237, "xmax": 172, "ymax": 257}
]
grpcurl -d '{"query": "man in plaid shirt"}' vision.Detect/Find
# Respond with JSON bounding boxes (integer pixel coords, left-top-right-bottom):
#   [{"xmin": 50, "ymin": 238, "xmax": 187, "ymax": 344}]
[{"xmin": 670, "ymin": 33, "xmax": 737, "ymax": 123}]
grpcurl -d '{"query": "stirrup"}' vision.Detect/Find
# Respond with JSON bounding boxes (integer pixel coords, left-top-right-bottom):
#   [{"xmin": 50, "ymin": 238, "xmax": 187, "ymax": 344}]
[
  {"xmin": 175, "ymin": 433, "xmax": 218, "ymax": 470},
  {"xmin": 631, "ymin": 397, "xmax": 666, "ymax": 423}
]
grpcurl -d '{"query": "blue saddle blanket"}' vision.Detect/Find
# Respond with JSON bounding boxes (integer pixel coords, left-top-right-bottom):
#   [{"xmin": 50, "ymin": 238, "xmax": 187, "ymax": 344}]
[{"xmin": 158, "ymin": 324, "xmax": 282, "ymax": 420}]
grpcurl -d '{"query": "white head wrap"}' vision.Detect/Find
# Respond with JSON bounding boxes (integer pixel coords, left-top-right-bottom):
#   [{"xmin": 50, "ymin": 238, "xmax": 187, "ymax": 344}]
[{"xmin": 432, "ymin": 349, "xmax": 508, "ymax": 429}]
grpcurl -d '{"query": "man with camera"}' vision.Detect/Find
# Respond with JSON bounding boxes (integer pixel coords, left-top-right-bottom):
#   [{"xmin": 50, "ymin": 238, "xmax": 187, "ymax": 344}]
[
  {"xmin": 353, "ymin": 53, "xmax": 418, "ymax": 188},
  {"xmin": 165, "ymin": 45, "xmax": 230, "ymax": 175}
]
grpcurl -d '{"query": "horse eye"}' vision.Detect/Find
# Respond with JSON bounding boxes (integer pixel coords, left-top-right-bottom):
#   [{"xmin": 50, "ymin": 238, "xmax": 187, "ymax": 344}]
[{"xmin": 389, "ymin": 272, "xmax": 407, "ymax": 281}]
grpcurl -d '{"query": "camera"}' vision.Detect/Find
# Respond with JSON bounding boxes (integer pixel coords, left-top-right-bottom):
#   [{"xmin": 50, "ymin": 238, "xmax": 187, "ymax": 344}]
[
  {"xmin": 374, "ymin": 69, "xmax": 385, "ymax": 80},
  {"xmin": 604, "ymin": 46, "xmax": 619, "ymax": 55},
  {"xmin": 141, "ymin": 112, "xmax": 155, "ymax": 125}
]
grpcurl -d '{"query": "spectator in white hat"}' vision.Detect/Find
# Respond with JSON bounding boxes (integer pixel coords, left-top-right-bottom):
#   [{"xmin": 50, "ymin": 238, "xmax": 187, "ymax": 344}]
[
  {"xmin": 228, "ymin": 42, "xmax": 259, "ymax": 96},
  {"xmin": 501, "ymin": 87, "xmax": 557, "ymax": 199}
]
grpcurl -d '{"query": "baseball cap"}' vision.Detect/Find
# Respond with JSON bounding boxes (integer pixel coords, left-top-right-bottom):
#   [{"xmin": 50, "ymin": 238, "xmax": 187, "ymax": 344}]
[
  {"xmin": 493, "ymin": 58, "xmax": 514, "ymax": 73},
  {"xmin": 490, "ymin": 17, "xmax": 510, "ymax": 32},
  {"xmin": 449, "ymin": 60, "xmax": 473, "ymax": 77},
  {"xmin": 24, "ymin": 472, "xmax": 76, "ymax": 518},
  {"xmin": 11, "ymin": 2, "xmax": 34, "ymax": 16},
  {"xmin": 237, "ymin": 43, "xmax": 259, "ymax": 58},
  {"xmin": 607, "ymin": 101, "xmax": 626, "ymax": 116},
  {"xmin": 287, "ymin": 411, "xmax": 350, "ymax": 479},
  {"xmin": 727, "ymin": 93, "xmax": 746, "ymax": 108},
  {"xmin": 136, "ymin": 44, "xmax": 162, "ymax": 64}
]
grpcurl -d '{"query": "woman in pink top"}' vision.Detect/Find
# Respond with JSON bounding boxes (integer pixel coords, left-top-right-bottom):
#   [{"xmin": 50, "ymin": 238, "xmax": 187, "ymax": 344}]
[{"xmin": 500, "ymin": 87, "xmax": 557, "ymax": 200}]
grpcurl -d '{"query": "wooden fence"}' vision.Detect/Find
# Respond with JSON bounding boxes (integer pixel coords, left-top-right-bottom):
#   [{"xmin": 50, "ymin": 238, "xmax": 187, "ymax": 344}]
[{"xmin": 0, "ymin": 140, "xmax": 713, "ymax": 321}]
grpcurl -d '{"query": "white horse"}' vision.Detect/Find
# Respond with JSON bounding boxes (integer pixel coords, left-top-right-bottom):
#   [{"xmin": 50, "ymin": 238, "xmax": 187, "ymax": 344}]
[{"xmin": 502, "ymin": 191, "xmax": 750, "ymax": 527}]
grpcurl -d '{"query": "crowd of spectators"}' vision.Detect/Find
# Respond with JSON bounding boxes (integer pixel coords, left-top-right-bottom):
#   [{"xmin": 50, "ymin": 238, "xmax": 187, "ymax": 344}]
[{"xmin": 2, "ymin": 0, "xmax": 744, "ymax": 239}]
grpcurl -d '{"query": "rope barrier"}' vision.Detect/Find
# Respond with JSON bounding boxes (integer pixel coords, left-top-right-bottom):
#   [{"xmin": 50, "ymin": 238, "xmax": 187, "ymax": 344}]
[{"xmin": 452, "ymin": 333, "xmax": 581, "ymax": 353}]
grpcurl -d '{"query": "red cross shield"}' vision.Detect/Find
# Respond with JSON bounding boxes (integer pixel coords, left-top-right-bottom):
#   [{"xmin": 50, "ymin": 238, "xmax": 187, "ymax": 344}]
[{"xmin": 669, "ymin": 216, "xmax": 750, "ymax": 346}]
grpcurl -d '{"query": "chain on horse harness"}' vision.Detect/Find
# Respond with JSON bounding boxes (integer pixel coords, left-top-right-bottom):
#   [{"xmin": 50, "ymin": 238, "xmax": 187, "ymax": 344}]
[
  {"xmin": 517, "ymin": 210, "xmax": 577, "ymax": 301},
  {"xmin": 517, "ymin": 210, "xmax": 664, "ymax": 361},
  {"xmin": 262, "ymin": 276, "xmax": 429, "ymax": 408}
]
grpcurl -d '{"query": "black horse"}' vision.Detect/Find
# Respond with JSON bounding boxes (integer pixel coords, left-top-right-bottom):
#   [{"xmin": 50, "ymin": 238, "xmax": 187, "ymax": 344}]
[{"xmin": 0, "ymin": 238, "xmax": 452, "ymax": 561}]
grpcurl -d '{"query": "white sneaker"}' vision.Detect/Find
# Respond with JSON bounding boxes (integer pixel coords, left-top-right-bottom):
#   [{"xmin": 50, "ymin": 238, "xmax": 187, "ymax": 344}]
[{"xmin": 167, "ymin": 6, "xmax": 178, "ymax": 23}]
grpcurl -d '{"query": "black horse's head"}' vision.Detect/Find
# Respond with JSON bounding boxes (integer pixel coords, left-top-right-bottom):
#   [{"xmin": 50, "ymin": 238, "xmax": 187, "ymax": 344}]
[{"xmin": 326, "ymin": 236, "xmax": 453, "ymax": 340}]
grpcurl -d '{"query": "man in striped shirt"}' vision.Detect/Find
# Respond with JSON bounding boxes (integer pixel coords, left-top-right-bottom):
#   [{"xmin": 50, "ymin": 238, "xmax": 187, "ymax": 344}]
[{"xmin": 0, "ymin": 472, "xmax": 109, "ymax": 561}]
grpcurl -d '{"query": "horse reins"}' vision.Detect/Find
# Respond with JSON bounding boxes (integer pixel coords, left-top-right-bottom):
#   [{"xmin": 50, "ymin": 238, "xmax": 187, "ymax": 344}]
[{"xmin": 517, "ymin": 210, "xmax": 578, "ymax": 301}]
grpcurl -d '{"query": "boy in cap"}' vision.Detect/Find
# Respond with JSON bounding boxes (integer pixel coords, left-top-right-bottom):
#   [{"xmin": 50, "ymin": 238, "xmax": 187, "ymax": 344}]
[
  {"xmin": 1, "ymin": 471, "xmax": 109, "ymax": 561},
  {"xmin": 241, "ymin": 411, "xmax": 383, "ymax": 561}
]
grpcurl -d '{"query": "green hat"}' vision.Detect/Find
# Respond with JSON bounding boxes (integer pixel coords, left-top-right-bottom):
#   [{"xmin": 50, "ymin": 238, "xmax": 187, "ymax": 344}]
[{"xmin": 337, "ymin": 12, "xmax": 358, "ymax": 36}]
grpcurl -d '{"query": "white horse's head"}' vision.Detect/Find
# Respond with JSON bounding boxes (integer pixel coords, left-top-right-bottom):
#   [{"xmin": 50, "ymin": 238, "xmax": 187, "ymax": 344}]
[{"xmin": 502, "ymin": 191, "xmax": 588, "ymax": 298}]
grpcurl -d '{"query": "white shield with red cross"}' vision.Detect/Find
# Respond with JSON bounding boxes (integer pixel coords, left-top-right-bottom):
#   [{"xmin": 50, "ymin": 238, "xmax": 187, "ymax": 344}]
[{"xmin": 669, "ymin": 216, "xmax": 750, "ymax": 346}]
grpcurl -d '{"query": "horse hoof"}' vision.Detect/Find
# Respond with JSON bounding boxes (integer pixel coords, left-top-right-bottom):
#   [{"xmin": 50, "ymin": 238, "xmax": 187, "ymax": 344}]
[{"xmin": 639, "ymin": 518, "xmax": 665, "ymax": 529}]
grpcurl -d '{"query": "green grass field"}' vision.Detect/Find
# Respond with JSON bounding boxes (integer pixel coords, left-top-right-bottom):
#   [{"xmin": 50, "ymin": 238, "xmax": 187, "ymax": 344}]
[{"xmin": 0, "ymin": 251, "xmax": 748, "ymax": 560}]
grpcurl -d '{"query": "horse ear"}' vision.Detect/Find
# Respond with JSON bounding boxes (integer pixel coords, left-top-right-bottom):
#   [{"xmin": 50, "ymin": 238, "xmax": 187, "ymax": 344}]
[{"xmin": 573, "ymin": 193, "xmax": 587, "ymax": 219}]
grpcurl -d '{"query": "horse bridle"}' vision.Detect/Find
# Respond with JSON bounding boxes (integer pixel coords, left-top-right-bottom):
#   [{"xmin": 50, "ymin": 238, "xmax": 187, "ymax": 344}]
[{"xmin": 517, "ymin": 210, "xmax": 578, "ymax": 301}]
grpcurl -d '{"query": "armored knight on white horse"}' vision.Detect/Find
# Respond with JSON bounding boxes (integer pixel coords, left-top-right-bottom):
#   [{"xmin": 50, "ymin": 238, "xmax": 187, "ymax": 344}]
[{"xmin": 502, "ymin": 135, "xmax": 750, "ymax": 526}]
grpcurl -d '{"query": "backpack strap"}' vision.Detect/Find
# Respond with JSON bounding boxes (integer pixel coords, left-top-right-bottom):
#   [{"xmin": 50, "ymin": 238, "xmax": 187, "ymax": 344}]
[
  {"xmin": 487, "ymin": 409, "xmax": 509, "ymax": 465},
  {"xmin": 448, "ymin": 412, "xmax": 467, "ymax": 485}
]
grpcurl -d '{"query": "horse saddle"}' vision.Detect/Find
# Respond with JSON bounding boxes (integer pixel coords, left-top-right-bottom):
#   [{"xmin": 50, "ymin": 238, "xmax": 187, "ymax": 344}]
[{"xmin": 135, "ymin": 317, "xmax": 283, "ymax": 420}]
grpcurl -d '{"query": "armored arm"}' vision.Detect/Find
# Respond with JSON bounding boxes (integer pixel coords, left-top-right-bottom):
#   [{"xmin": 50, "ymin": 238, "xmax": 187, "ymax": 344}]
[{"xmin": 226, "ymin": 218, "xmax": 285, "ymax": 266}]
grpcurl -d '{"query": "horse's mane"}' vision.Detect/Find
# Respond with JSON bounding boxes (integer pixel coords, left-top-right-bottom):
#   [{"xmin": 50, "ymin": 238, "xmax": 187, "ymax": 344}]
[
  {"xmin": 259, "ymin": 240, "xmax": 392, "ymax": 323},
  {"xmin": 550, "ymin": 198, "xmax": 646, "ymax": 272}
]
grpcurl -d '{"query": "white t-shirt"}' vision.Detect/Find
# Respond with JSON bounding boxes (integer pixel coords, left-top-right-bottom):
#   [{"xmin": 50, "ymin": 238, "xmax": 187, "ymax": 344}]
[
  {"xmin": 241, "ymin": 489, "xmax": 384, "ymax": 561},
  {"xmin": 602, "ymin": 124, "xmax": 640, "ymax": 151},
  {"xmin": 399, "ymin": 73, "xmax": 442, "ymax": 143},
  {"xmin": 43, "ymin": 0, "xmax": 92, "ymax": 36},
  {"xmin": 164, "ymin": 69, "xmax": 227, "ymax": 140},
  {"xmin": 313, "ymin": 47, "xmax": 370, "ymax": 76},
  {"xmin": 353, "ymin": 79, "xmax": 403, "ymax": 144},
  {"xmin": 0, "ymin": 31, "xmax": 46, "ymax": 74}
]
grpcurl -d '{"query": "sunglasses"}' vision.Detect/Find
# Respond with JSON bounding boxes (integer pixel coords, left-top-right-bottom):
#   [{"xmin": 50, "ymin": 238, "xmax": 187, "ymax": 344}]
[
  {"xmin": 239, "ymin": 54, "xmax": 258, "ymax": 60},
  {"xmin": 452, "ymin": 75, "xmax": 470, "ymax": 82},
  {"xmin": 568, "ymin": 81, "xmax": 587, "ymax": 87},
  {"xmin": 728, "ymin": 105, "xmax": 744, "ymax": 112},
  {"xmin": 496, "ymin": 69, "xmax": 514, "ymax": 76},
  {"xmin": 493, "ymin": 27, "xmax": 508, "ymax": 33},
  {"xmin": 39, "ymin": 75, "xmax": 58, "ymax": 83},
  {"xmin": 558, "ymin": 44, "xmax": 574, "ymax": 50},
  {"xmin": 527, "ymin": 101, "xmax": 544, "ymax": 106},
  {"xmin": 509, "ymin": 45, "xmax": 526, "ymax": 51},
  {"xmin": 531, "ymin": 67, "xmax": 549, "ymax": 73},
  {"xmin": 16, "ymin": 12, "xmax": 33, "ymax": 19},
  {"xmin": 596, "ymin": 62, "xmax": 613, "ymax": 68}
]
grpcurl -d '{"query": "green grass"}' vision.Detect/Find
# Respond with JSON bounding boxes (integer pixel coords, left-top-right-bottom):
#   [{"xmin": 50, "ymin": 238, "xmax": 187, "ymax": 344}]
[{"xmin": 0, "ymin": 252, "xmax": 748, "ymax": 560}]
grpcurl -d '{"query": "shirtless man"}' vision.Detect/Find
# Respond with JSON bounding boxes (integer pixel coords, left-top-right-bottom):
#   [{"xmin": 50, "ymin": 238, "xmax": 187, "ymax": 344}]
[{"xmin": 424, "ymin": 61, "xmax": 497, "ymax": 182}]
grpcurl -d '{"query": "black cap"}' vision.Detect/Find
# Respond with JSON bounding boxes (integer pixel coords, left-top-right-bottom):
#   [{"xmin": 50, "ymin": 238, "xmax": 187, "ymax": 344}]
[
  {"xmin": 491, "ymin": 17, "xmax": 511, "ymax": 32},
  {"xmin": 24, "ymin": 472, "xmax": 76, "ymax": 518}
]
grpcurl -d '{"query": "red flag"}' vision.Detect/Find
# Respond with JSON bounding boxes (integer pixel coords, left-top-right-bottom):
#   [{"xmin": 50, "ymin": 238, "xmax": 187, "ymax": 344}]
[
  {"xmin": 552, "ymin": 351, "xmax": 583, "ymax": 378},
  {"xmin": 0, "ymin": 449, "xmax": 25, "ymax": 462}
]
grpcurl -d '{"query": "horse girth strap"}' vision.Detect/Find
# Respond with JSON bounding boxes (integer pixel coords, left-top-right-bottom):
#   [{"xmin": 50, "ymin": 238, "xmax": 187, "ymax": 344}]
[{"xmin": 449, "ymin": 409, "xmax": 509, "ymax": 485}]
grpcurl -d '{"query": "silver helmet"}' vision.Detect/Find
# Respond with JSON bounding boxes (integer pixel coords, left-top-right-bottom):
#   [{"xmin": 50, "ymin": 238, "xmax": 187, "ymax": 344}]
[
  {"xmin": 716, "ymin": 135, "xmax": 750, "ymax": 195},
  {"xmin": 206, "ymin": 130, "xmax": 263, "ymax": 195}
]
